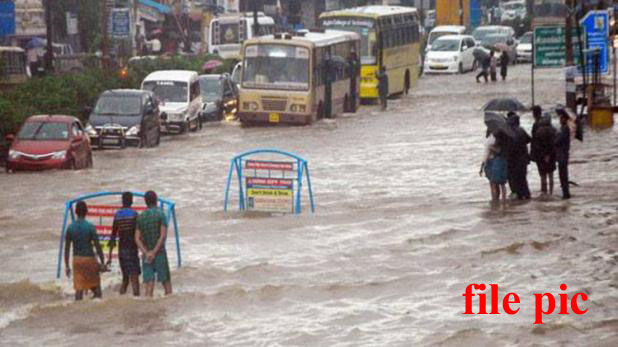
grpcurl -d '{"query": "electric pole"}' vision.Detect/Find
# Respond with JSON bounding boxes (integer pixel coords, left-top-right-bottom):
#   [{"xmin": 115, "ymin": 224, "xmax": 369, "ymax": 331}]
[{"xmin": 44, "ymin": 0, "xmax": 53, "ymax": 72}]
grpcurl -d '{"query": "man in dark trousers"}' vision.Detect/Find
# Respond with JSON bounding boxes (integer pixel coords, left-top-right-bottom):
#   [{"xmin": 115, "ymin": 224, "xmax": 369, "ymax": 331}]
[
  {"xmin": 530, "ymin": 106, "xmax": 557, "ymax": 195},
  {"xmin": 506, "ymin": 112, "xmax": 531, "ymax": 199},
  {"xmin": 476, "ymin": 54, "xmax": 490, "ymax": 83},
  {"xmin": 377, "ymin": 66, "xmax": 389, "ymax": 110},
  {"xmin": 107, "ymin": 192, "xmax": 140, "ymax": 296},
  {"xmin": 555, "ymin": 108, "xmax": 571, "ymax": 199}
]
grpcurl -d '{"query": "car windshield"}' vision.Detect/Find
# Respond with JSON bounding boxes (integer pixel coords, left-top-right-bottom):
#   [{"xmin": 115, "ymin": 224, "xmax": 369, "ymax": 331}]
[
  {"xmin": 199, "ymin": 77, "xmax": 221, "ymax": 101},
  {"xmin": 18, "ymin": 121, "xmax": 69, "ymax": 140},
  {"xmin": 429, "ymin": 31, "xmax": 457, "ymax": 45},
  {"xmin": 94, "ymin": 95, "xmax": 141, "ymax": 115},
  {"xmin": 520, "ymin": 33, "xmax": 532, "ymax": 44},
  {"xmin": 142, "ymin": 81, "xmax": 188, "ymax": 103},
  {"xmin": 484, "ymin": 34, "xmax": 508, "ymax": 46},
  {"xmin": 242, "ymin": 44, "xmax": 309, "ymax": 90},
  {"xmin": 431, "ymin": 39, "xmax": 460, "ymax": 52},
  {"xmin": 504, "ymin": 3, "xmax": 524, "ymax": 10},
  {"xmin": 473, "ymin": 28, "xmax": 501, "ymax": 42},
  {"xmin": 321, "ymin": 19, "xmax": 376, "ymax": 64}
]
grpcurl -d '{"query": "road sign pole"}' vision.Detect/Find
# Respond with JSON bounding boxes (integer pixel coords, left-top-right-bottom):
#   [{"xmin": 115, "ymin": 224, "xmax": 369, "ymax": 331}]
[{"xmin": 565, "ymin": 0, "xmax": 576, "ymax": 112}]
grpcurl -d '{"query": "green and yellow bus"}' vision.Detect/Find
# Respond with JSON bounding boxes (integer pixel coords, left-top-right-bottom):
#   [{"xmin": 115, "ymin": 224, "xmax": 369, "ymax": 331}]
[{"xmin": 320, "ymin": 5, "xmax": 421, "ymax": 100}]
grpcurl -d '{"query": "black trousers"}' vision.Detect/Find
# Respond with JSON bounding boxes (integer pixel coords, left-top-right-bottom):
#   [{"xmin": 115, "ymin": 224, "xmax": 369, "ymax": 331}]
[
  {"xmin": 558, "ymin": 160, "xmax": 570, "ymax": 198},
  {"xmin": 379, "ymin": 94, "xmax": 387, "ymax": 110},
  {"xmin": 476, "ymin": 70, "xmax": 488, "ymax": 82},
  {"xmin": 508, "ymin": 162, "xmax": 531, "ymax": 199}
]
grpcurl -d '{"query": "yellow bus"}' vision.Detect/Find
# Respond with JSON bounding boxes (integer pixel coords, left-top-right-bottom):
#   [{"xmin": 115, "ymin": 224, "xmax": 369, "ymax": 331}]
[
  {"xmin": 319, "ymin": 6, "xmax": 421, "ymax": 100},
  {"xmin": 238, "ymin": 30, "xmax": 361, "ymax": 125}
]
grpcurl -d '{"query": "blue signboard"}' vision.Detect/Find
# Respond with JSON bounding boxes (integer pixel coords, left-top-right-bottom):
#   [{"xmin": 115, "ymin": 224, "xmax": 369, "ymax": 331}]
[
  {"xmin": 579, "ymin": 10, "xmax": 609, "ymax": 74},
  {"xmin": 0, "ymin": 0, "xmax": 16, "ymax": 37},
  {"xmin": 111, "ymin": 8, "xmax": 131, "ymax": 39}
]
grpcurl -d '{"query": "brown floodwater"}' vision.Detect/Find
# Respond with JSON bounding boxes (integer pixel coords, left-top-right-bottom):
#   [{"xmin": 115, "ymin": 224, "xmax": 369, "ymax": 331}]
[{"xmin": 0, "ymin": 65, "xmax": 617, "ymax": 346}]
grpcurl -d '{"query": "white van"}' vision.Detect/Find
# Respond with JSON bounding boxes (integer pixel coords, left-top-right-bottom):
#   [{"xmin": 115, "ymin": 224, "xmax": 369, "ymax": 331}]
[
  {"xmin": 141, "ymin": 70, "xmax": 202, "ymax": 134},
  {"xmin": 426, "ymin": 25, "xmax": 466, "ymax": 52}
]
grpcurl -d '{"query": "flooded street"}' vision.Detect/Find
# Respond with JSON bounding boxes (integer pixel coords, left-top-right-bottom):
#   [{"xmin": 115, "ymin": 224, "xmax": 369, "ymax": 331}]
[{"xmin": 1, "ymin": 65, "xmax": 617, "ymax": 346}]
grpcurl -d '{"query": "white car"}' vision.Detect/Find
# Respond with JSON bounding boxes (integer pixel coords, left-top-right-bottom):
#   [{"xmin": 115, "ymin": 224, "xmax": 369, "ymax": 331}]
[
  {"xmin": 424, "ymin": 35, "xmax": 477, "ymax": 74},
  {"xmin": 501, "ymin": 0, "xmax": 527, "ymax": 22},
  {"xmin": 426, "ymin": 25, "xmax": 467, "ymax": 53},
  {"xmin": 516, "ymin": 31, "xmax": 532, "ymax": 63}
]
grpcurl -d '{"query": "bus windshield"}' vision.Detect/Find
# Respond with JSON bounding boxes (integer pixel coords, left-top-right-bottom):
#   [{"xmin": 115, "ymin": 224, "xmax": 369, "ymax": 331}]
[
  {"xmin": 217, "ymin": 22, "xmax": 243, "ymax": 44},
  {"xmin": 142, "ymin": 81, "xmax": 188, "ymax": 103},
  {"xmin": 242, "ymin": 44, "xmax": 309, "ymax": 90},
  {"xmin": 321, "ymin": 19, "xmax": 377, "ymax": 65}
]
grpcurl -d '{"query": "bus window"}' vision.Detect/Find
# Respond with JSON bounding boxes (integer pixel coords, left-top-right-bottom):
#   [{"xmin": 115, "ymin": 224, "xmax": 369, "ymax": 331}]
[{"xmin": 242, "ymin": 44, "xmax": 309, "ymax": 90}]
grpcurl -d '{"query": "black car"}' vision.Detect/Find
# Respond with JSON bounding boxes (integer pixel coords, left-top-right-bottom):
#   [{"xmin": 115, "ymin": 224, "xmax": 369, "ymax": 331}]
[
  {"xmin": 198, "ymin": 74, "xmax": 238, "ymax": 122},
  {"xmin": 85, "ymin": 90, "xmax": 161, "ymax": 149}
]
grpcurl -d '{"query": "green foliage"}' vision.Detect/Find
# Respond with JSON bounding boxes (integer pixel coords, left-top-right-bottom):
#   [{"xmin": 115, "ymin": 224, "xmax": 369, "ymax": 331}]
[{"xmin": 0, "ymin": 55, "xmax": 237, "ymax": 138}]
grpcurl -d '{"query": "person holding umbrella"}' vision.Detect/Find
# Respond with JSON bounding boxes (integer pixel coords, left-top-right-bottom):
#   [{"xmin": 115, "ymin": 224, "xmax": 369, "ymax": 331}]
[{"xmin": 500, "ymin": 50, "xmax": 509, "ymax": 81}]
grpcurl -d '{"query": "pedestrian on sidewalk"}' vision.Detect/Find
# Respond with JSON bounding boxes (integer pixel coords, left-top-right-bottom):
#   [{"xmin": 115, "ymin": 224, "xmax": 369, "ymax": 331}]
[
  {"xmin": 377, "ymin": 66, "xmax": 389, "ymax": 110},
  {"xmin": 107, "ymin": 192, "xmax": 141, "ymax": 296},
  {"xmin": 500, "ymin": 50, "xmax": 509, "ymax": 81},
  {"xmin": 64, "ymin": 201, "xmax": 106, "ymax": 301},
  {"xmin": 555, "ymin": 108, "xmax": 571, "ymax": 199}
]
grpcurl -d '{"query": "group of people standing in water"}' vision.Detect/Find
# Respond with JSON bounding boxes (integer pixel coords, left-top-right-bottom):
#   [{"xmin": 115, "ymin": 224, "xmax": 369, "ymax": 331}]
[{"xmin": 481, "ymin": 105, "xmax": 572, "ymax": 202}]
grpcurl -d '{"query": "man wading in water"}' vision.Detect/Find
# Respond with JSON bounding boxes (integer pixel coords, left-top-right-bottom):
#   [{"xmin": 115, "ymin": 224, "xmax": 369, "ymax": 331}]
[
  {"xmin": 377, "ymin": 66, "xmax": 389, "ymax": 111},
  {"xmin": 136, "ymin": 191, "xmax": 172, "ymax": 296},
  {"xmin": 107, "ymin": 192, "xmax": 141, "ymax": 296},
  {"xmin": 64, "ymin": 201, "xmax": 106, "ymax": 300}
]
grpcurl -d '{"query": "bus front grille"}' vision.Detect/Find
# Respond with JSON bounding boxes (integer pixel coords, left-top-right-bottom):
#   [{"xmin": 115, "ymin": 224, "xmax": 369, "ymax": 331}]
[{"xmin": 261, "ymin": 97, "xmax": 287, "ymax": 111}]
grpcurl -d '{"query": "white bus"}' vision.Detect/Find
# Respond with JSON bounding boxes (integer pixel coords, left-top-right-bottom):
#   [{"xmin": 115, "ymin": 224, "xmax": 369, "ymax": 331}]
[{"xmin": 208, "ymin": 12, "xmax": 276, "ymax": 59}]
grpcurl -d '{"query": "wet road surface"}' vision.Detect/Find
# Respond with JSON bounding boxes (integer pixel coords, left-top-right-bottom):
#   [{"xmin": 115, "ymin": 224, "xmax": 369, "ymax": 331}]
[{"xmin": 1, "ymin": 64, "xmax": 617, "ymax": 346}]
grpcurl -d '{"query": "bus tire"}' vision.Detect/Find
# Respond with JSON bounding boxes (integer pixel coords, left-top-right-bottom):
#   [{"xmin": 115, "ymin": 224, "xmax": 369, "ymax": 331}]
[{"xmin": 404, "ymin": 71, "xmax": 410, "ymax": 95}]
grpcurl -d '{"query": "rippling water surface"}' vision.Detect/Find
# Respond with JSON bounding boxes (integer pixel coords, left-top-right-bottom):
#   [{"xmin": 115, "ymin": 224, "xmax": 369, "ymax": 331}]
[{"xmin": 1, "ymin": 65, "xmax": 617, "ymax": 346}]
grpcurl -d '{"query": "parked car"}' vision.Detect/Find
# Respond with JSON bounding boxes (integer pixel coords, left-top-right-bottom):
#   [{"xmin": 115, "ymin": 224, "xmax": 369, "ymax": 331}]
[
  {"xmin": 516, "ymin": 31, "xmax": 532, "ymax": 63},
  {"xmin": 424, "ymin": 35, "xmax": 477, "ymax": 74},
  {"xmin": 198, "ymin": 74, "xmax": 238, "ymax": 121},
  {"xmin": 426, "ymin": 25, "xmax": 467, "ymax": 52},
  {"xmin": 84, "ymin": 89, "xmax": 161, "ymax": 149},
  {"xmin": 141, "ymin": 70, "xmax": 203, "ymax": 134},
  {"xmin": 6, "ymin": 115, "xmax": 92, "ymax": 172}
]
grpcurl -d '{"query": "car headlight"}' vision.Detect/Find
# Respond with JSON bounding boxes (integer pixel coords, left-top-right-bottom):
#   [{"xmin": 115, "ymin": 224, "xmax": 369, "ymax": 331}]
[
  {"xmin": 126, "ymin": 125, "xmax": 140, "ymax": 136},
  {"xmin": 85, "ymin": 124, "xmax": 97, "ymax": 136},
  {"xmin": 243, "ymin": 102, "xmax": 258, "ymax": 111},
  {"xmin": 51, "ymin": 150, "xmax": 67, "ymax": 160},
  {"xmin": 8, "ymin": 149, "xmax": 20, "ymax": 160}
]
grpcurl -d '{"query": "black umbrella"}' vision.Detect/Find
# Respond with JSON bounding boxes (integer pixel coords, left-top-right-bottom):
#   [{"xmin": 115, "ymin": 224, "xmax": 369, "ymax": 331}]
[
  {"xmin": 473, "ymin": 47, "xmax": 489, "ymax": 61},
  {"xmin": 484, "ymin": 112, "xmax": 516, "ymax": 139},
  {"xmin": 482, "ymin": 98, "xmax": 527, "ymax": 112}
]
